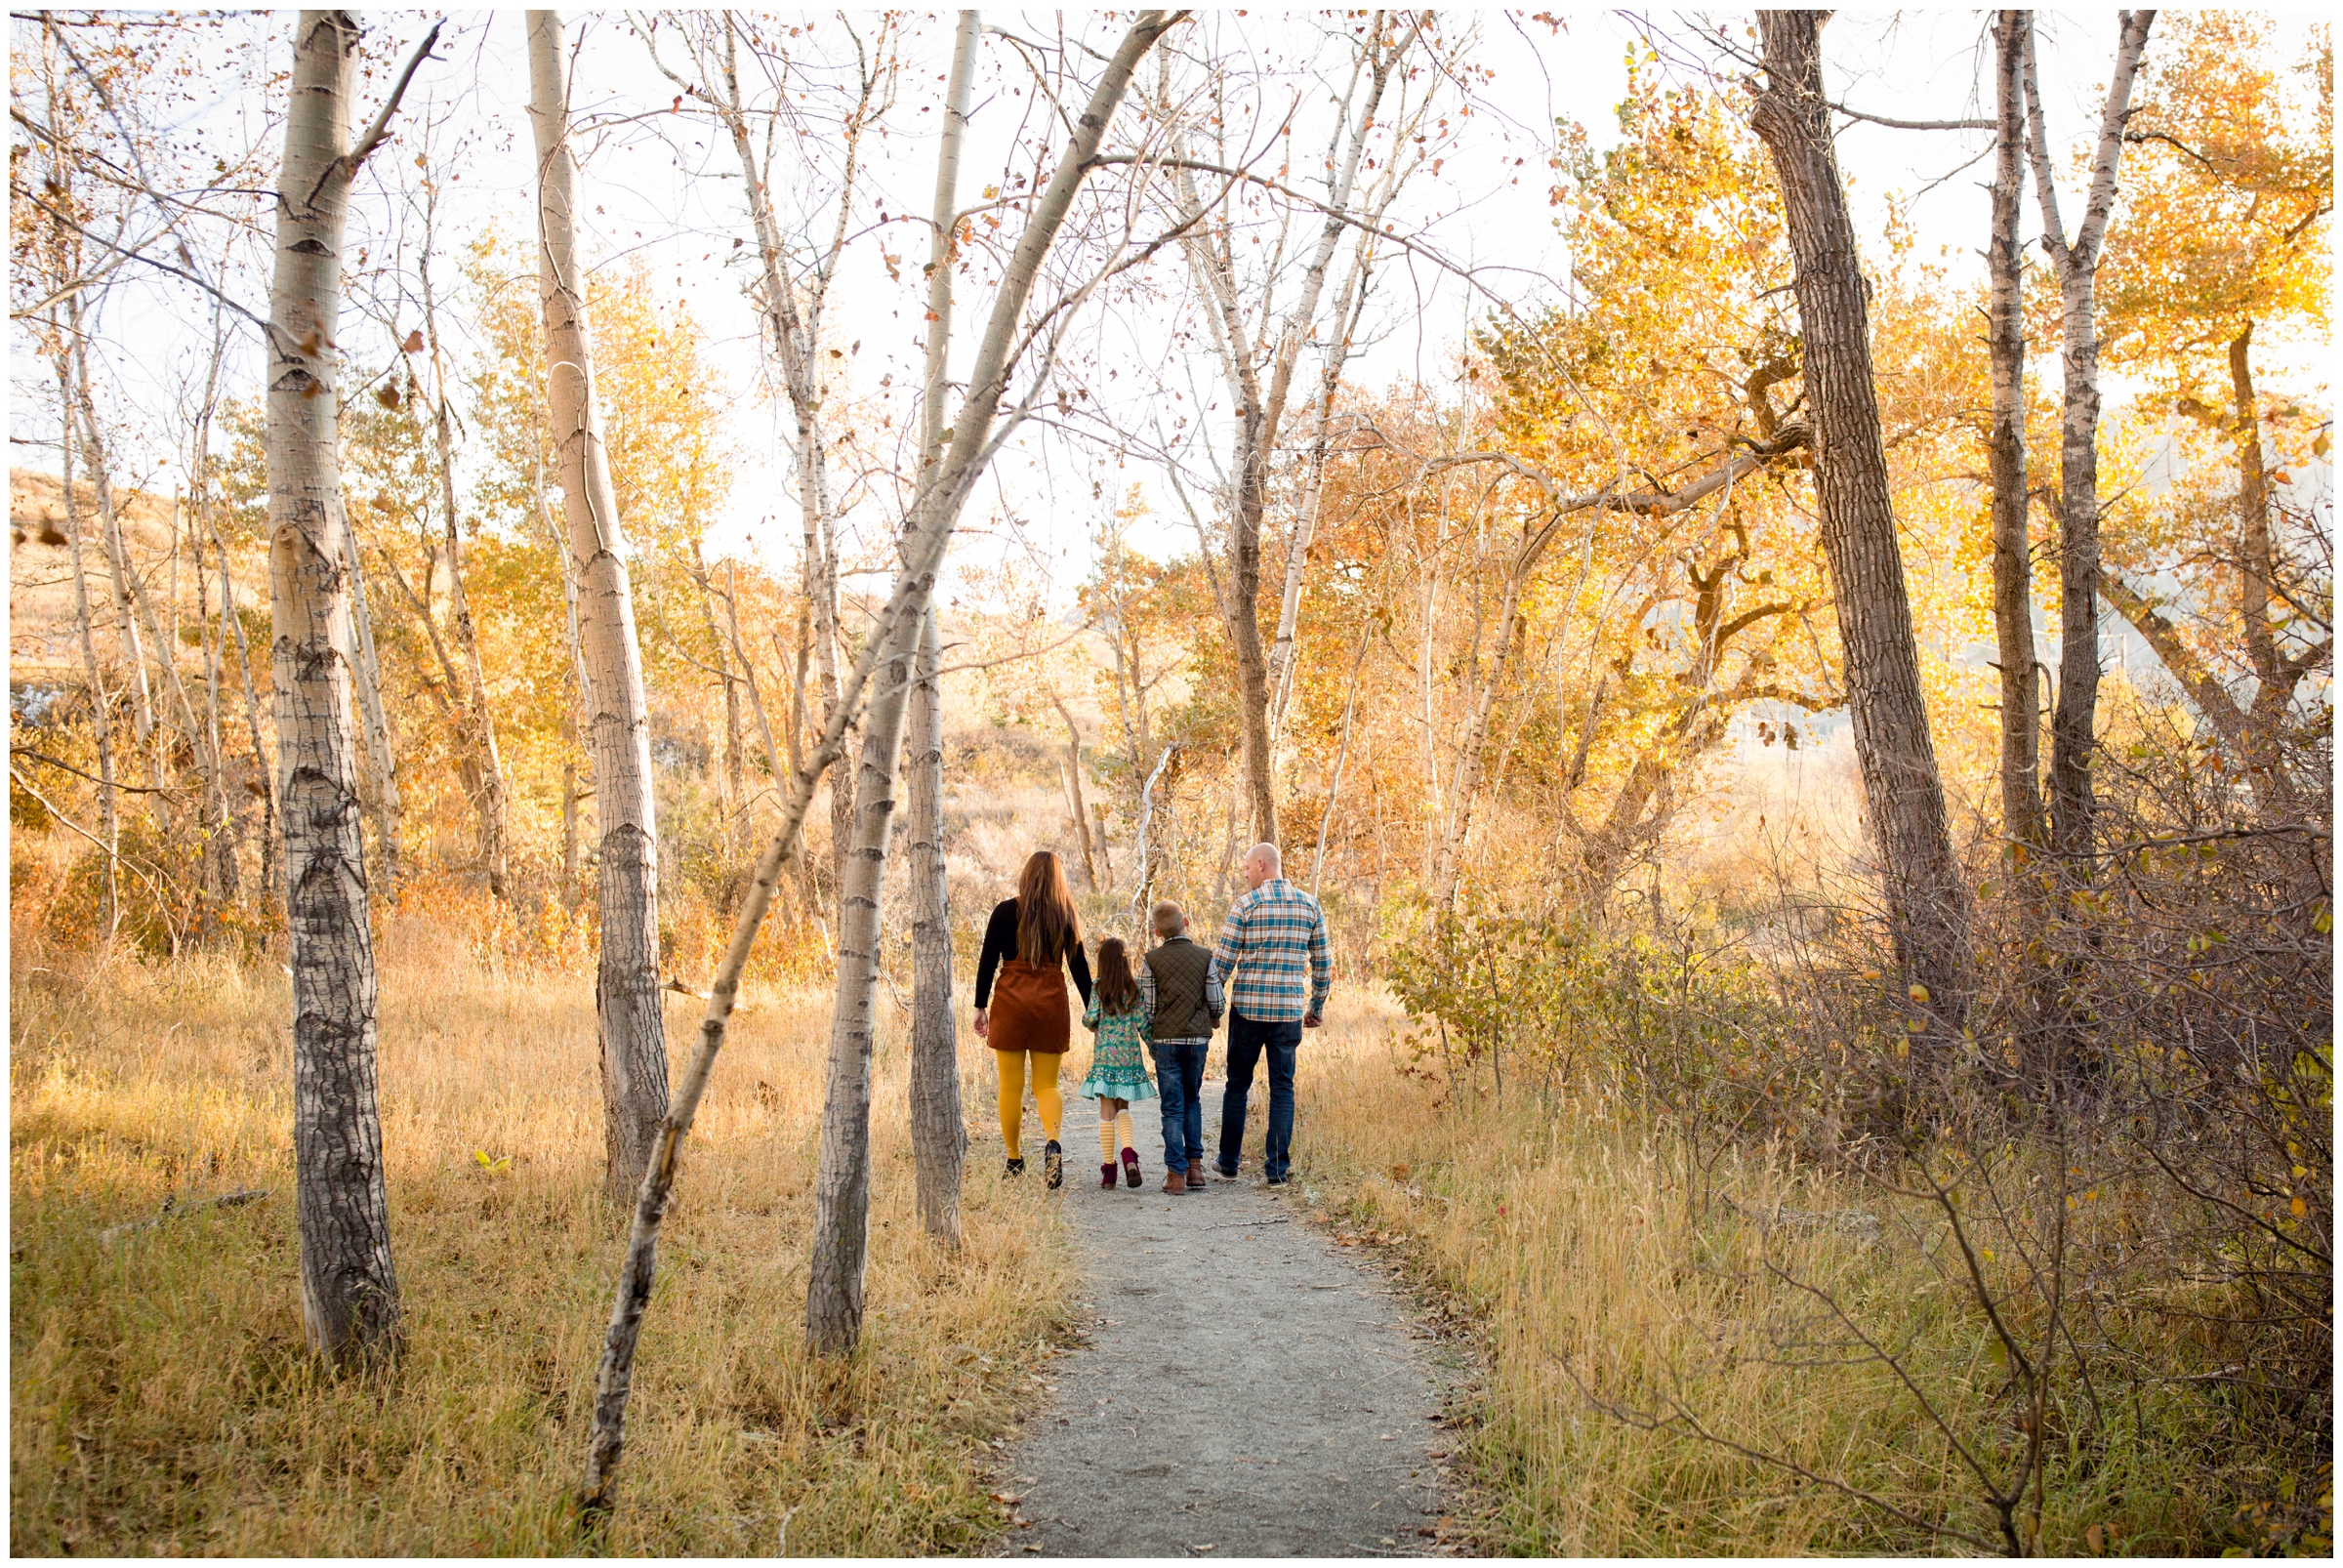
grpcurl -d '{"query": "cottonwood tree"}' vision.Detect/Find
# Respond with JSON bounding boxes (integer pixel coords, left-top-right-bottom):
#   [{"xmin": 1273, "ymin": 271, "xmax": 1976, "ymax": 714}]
[
  {"xmin": 643, "ymin": 11, "xmax": 896, "ymax": 902},
  {"xmin": 2100, "ymin": 11, "xmax": 2330, "ymax": 818},
  {"xmin": 2021, "ymin": 10, "xmax": 2156, "ymax": 860},
  {"xmin": 1750, "ymin": 10, "xmax": 1970, "ymax": 1018},
  {"xmin": 528, "ymin": 9, "xmax": 670, "ymax": 1200},
  {"xmin": 582, "ymin": 8, "xmax": 1191, "ymax": 1513},
  {"xmin": 266, "ymin": 8, "xmax": 437, "ymax": 1360},
  {"xmin": 1160, "ymin": 11, "xmax": 1442, "ymax": 844}
]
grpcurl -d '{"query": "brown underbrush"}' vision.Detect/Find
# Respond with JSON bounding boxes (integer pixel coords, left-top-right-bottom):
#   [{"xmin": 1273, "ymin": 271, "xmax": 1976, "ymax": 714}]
[{"xmin": 1293, "ymin": 987, "xmax": 2329, "ymax": 1557}]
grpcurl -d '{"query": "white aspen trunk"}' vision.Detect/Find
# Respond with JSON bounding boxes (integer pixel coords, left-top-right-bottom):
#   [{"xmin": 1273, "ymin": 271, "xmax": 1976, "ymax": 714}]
[
  {"xmin": 2023, "ymin": 11, "xmax": 2155, "ymax": 861},
  {"xmin": 265, "ymin": 7, "xmax": 407, "ymax": 1362},
  {"xmin": 1989, "ymin": 10, "xmax": 2044, "ymax": 854},
  {"xmin": 342, "ymin": 531, "xmax": 401, "ymax": 898},
  {"xmin": 530, "ymin": 9, "xmax": 670, "ymax": 1199},
  {"xmin": 906, "ymin": 8, "xmax": 979, "ymax": 1252},
  {"xmin": 58, "ymin": 351, "xmax": 120, "ymax": 942},
  {"xmin": 906, "ymin": 607, "xmax": 964, "ymax": 1245}
]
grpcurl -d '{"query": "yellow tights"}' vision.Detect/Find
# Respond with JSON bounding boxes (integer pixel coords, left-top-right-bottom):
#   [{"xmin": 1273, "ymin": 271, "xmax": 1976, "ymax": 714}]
[
  {"xmin": 1096, "ymin": 1099, "xmax": 1135, "ymax": 1160},
  {"xmin": 995, "ymin": 1050, "xmax": 1062, "ymax": 1160}
]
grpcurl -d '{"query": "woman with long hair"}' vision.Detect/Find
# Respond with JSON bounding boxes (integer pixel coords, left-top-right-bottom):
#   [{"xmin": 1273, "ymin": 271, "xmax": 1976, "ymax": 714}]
[{"xmin": 973, "ymin": 849, "xmax": 1092, "ymax": 1188}]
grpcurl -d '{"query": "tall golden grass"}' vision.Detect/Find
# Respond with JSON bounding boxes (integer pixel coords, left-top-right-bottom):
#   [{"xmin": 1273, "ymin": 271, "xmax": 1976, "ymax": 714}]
[
  {"xmin": 9, "ymin": 913, "xmax": 1077, "ymax": 1555},
  {"xmin": 1294, "ymin": 999, "xmax": 2252, "ymax": 1556}
]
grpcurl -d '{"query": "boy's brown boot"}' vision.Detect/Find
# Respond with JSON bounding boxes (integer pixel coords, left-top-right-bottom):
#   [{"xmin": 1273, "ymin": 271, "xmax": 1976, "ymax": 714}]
[{"xmin": 1162, "ymin": 1167, "xmax": 1187, "ymax": 1194}]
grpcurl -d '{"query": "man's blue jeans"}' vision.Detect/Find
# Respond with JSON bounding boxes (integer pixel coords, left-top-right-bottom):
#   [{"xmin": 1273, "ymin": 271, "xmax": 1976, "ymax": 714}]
[
  {"xmin": 1147, "ymin": 1038, "xmax": 1208, "ymax": 1174},
  {"xmin": 1218, "ymin": 1013, "xmax": 1301, "ymax": 1181}
]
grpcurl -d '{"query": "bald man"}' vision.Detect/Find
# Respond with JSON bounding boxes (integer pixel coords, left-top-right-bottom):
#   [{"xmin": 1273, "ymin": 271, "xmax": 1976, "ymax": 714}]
[{"xmin": 1205, "ymin": 843, "xmax": 1331, "ymax": 1185}]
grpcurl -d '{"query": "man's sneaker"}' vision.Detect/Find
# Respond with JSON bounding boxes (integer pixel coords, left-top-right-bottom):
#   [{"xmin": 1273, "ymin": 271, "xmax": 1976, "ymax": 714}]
[
  {"xmin": 1121, "ymin": 1147, "xmax": 1143, "ymax": 1188},
  {"xmin": 1044, "ymin": 1139, "xmax": 1063, "ymax": 1190},
  {"xmin": 1213, "ymin": 1164, "xmax": 1239, "ymax": 1181},
  {"xmin": 1004, "ymin": 1156, "xmax": 1025, "ymax": 1177},
  {"xmin": 1162, "ymin": 1168, "xmax": 1187, "ymax": 1195}
]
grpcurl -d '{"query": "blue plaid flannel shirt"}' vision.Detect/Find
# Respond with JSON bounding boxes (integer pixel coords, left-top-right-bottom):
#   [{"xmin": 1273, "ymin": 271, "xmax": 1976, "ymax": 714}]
[{"xmin": 1208, "ymin": 877, "xmax": 1332, "ymax": 1024}]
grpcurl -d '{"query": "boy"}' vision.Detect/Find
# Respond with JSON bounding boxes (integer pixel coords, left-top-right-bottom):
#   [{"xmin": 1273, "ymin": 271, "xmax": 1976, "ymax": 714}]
[{"xmin": 1139, "ymin": 899, "xmax": 1218, "ymax": 1194}]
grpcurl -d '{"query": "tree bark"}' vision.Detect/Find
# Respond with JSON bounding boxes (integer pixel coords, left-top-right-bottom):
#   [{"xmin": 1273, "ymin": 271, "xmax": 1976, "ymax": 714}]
[
  {"xmin": 905, "ymin": 8, "xmax": 979, "ymax": 1253},
  {"xmin": 1989, "ymin": 11, "xmax": 2044, "ymax": 854},
  {"xmin": 905, "ymin": 609, "xmax": 965, "ymax": 1247},
  {"xmin": 2024, "ymin": 10, "xmax": 2156, "ymax": 861},
  {"xmin": 266, "ymin": 7, "xmax": 413, "ymax": 1362},
  {"xmin": 530, "ymin": 8, "xmax": 670, "ymax": 1199},
  {"xmin": 1751, "ymin": 10, "xmax": 1970, "ymax": 1016}
]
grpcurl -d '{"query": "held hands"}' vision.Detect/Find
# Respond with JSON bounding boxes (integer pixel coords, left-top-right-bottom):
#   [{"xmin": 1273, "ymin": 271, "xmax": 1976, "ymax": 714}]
[{"xmin": 973, "ymin": 1008, "xmax": 990, "ymax": 1040}]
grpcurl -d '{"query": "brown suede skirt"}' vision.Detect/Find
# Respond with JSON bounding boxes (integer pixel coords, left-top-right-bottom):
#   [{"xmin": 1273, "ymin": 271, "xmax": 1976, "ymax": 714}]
[{"xmin": 988, "ymin": 959, "xmax": 1071, "ymax": 1054}]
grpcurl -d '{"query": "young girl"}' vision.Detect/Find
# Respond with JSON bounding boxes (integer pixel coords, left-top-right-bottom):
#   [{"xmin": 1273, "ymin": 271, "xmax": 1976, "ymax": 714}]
[{"xmin": 1079, "ymin": 938, "xmax": 1158, "ymax": 1189}]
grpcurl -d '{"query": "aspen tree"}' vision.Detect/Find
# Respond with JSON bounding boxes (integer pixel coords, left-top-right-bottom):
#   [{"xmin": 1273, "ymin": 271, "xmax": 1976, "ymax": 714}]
[
  {"xmin": 906, "ymin": 8, "xmax": 982, "ymax": 1251},
  {"xmin": 1989, "ymin": 11, "xmax": 2045, "ymax": 854},
  {"xmin": 528, "ymin": 9, "xmax": 671, "ymax": 1199},
  {"xmin": 2022, "ymin": 11, "xmax": 2157, "ymax": 860},
  {"xmin": 264, "ymin": 8, "xmax": 435, "ymax": 1360}
]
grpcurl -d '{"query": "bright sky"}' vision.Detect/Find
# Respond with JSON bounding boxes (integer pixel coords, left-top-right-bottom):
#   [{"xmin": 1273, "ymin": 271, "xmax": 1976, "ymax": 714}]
[{"xmin": 10, "ymin": 9, "xmax": 2327, "ymax": 611}]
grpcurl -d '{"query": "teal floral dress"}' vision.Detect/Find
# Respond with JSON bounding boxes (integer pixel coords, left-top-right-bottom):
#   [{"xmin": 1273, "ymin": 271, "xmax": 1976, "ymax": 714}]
[{"xmin": 1078, "ymin": 997, "xmax": 1159, "ymax": 1101}]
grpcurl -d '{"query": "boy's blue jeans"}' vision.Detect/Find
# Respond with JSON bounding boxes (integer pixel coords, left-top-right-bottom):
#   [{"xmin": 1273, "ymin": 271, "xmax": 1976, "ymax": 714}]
[
  {"xmin": 1218, "ymin": 1013, "xmax": 1301, "ymax": 1181},
  {"xmin": 1147, "ymin": 1038, "xmax": 1209, "ymax": 1174}
]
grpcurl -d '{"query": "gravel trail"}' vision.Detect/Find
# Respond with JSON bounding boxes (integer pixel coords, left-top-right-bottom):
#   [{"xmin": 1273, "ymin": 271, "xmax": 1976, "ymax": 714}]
[{"xmin": 990, "ymin": 1078, "xmax": 1463, "ymax": 1557}]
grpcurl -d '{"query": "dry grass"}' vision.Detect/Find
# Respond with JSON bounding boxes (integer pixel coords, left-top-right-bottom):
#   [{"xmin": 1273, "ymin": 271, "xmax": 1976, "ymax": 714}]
[
  {"xmin": 1291, "ymin": 997, "xmax": 2238, "ymax": 1557},
  {"xmin": 9, "ymin": 915, "xmax": 1078, "ymax": 1555}
]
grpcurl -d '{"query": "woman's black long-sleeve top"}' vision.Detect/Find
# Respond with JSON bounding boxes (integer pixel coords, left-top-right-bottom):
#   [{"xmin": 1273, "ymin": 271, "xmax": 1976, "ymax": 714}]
[{"xmin": 971, "ymin": 897, "xmax": 1092, "ymax": 1009}]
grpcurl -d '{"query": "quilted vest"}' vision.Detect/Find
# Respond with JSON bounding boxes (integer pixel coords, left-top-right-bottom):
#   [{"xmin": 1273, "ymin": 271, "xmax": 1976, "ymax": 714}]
[{"xmin": 1143, "ymin": 936, "xmax": 1215, "ymax": 1041}]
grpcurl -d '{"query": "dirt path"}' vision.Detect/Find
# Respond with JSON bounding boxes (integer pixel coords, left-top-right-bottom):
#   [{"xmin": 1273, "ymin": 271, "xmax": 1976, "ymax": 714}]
[{"xmin": 990, "ymin": 1076, "xmax": 1464, "ymax": 1557}]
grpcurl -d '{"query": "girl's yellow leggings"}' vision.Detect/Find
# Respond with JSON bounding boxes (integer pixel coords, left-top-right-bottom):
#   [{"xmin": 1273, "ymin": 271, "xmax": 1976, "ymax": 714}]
[{"xmin": 994, "ymin": 1050, "xmax": 1063, "ymax": 1160}]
